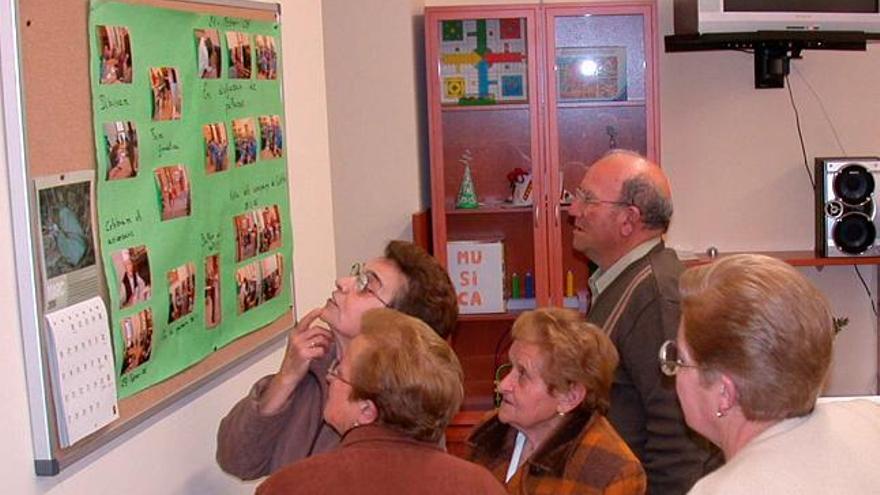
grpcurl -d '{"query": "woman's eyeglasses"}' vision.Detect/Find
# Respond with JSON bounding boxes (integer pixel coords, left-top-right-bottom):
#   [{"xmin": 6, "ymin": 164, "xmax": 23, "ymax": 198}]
[
  {"xmin": 658, "ymin": 340, "xmax": 701, "ymax": 377},
  {"xmin": 350, "ymin": 263, "xmax": 390, "ymax": 307},
  {"xmin": 327, "ymin": 358, "xmax": 353, "ymax": 387},
  {"xmin": 493, "ymin": 363, "xmax": 513, "ymax": 408}
]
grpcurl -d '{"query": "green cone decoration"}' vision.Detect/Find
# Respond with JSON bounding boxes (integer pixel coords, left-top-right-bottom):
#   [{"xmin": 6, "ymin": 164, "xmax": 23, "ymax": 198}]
[
  {"xmin": 456, "ymin": 149, "xmax": 478, "ymax": 209},
  {"xmin": 457, "ymin": 164, "xmax": 478, "ymax": 208}
]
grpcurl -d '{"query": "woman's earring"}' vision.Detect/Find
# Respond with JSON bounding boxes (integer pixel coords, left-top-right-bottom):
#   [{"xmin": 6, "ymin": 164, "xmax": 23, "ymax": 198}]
[{"xmin": 715, "ymin": 410, "xmax": 725, "ymax": 418}]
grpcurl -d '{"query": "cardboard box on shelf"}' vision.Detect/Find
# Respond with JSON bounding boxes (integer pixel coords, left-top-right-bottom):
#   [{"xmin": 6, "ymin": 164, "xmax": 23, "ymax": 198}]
[{"xmin": 447, "ymin": 239, "xmax": 505, "ymax": 314}]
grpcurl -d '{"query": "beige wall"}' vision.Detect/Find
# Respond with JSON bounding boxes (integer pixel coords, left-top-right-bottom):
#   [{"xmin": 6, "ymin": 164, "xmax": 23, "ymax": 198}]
[
  {"xmin": 0, "ymin": 0, "xmax": 336, "ymax": 493},
  {"xmin": 322, "ymin": 0, "xmax": 429, "ymax": 273}
]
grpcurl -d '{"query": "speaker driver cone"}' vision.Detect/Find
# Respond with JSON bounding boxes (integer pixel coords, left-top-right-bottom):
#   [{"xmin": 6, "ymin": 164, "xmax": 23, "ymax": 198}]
[
  {"xmin": 832, "ymin": 213, "xmax": 876, "ymax": 254},
  {"xmin": 834, "ymin": 165, "xmax": 875, "ymax": 205}
]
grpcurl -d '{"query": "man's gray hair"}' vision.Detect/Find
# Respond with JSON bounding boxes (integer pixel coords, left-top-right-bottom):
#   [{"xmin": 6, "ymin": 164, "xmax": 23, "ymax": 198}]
[{"xmin": 618, "ymin": 174, "xmax": 673, "ymax": 232}]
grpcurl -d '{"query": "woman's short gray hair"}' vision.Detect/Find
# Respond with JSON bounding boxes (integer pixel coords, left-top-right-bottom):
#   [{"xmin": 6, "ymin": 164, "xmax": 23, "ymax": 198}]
[{"xmin": 680, "ymin": 254, "xmax": 834, "ymax": 420}]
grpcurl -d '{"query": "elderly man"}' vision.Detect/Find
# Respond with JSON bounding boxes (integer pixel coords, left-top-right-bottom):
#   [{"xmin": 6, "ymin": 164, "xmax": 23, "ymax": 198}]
[{"xmin": 570, "ymin": 150, "xmax": 712, "ymax": 494}]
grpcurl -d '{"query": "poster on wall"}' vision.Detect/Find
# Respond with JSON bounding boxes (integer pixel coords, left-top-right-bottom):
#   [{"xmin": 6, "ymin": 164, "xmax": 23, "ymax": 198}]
[
  {"xmin": 34, "ymin": 171, "xmax": 101, "ymax": 313},
  {"xmin": 88, "ymin": 1, "xmax": 293, "ymax": 398}
]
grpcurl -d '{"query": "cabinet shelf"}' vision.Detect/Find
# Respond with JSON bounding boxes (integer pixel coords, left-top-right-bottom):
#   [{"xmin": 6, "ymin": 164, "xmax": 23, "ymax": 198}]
[
  {"xmin": 446, "ymin": 205, "xmax": 532, "ymax": 215},
  {"xmin": 439, "ymin": 99, "xmax": 646, "ymax": 113},
  {"xmin": 441, "ymin": 103, "xmax": 530, "ymax": 112},
  {"xmin": 683, "ymin": 250, "xmax": 880, "ymax": 268},
  {"xmin": 556, "ymin": 98, "xmax": 646, "ymax": 109}
]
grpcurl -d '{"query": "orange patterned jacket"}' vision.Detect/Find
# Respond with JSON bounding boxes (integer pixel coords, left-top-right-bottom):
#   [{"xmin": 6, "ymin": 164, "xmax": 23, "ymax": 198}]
[{"xmin": 468, "ymin": 409, "xmax": 646, "ymax": 495}]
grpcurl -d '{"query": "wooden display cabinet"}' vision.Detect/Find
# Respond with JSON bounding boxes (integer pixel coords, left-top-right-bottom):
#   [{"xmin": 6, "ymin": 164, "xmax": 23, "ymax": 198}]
[{"xmin": 424, "ymin": 2, "xmax": 660, "ymax": 423}]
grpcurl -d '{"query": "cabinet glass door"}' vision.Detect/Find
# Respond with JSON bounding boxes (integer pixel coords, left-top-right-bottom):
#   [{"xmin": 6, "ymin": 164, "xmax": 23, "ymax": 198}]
[
  {"xmin": 427, "ymin": 11, "xmax": 549, "ymax": 321},
  {"xmin": 545, "ymin": 6, "xmax": 658, "ymax": 306}
]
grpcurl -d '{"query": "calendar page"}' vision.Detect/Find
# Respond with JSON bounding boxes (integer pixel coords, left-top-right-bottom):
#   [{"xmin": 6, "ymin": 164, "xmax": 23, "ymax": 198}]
[{"xmin": 45, "ymin": 297, "xmax": 119, "ymax": 447}]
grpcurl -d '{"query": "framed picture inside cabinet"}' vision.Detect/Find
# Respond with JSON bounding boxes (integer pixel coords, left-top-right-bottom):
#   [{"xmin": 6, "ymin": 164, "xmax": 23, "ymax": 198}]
[{"xmin": 556, "ymin": 46, "xmax": 626, "ymax": 101}]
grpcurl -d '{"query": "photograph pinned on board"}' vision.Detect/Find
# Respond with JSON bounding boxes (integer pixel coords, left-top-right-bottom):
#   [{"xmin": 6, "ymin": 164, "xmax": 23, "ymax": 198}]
[
  {"xmin": 149, "ymin": 67, "xmax": 182, "ymax": 120},
  {"xmin": 204, "ymin": 254, "xmax": 221, "ymax": 329},
  {"xmin": 258, "ymin": 205, "xmax": 283, "ymax": 254},
  {"xmin": 260, "ymin": 253, "xmax": 283, "ymax": 302},
  {"xmin": 254, "ymin": 34, "xmax": 278, "ymax": 80},
  {"xmin": 155, "ymin": 165, "xmax": 191, "ymax": 221},
  {"xmin": 203, "ymin": 122, "xmax": 230, "ymax": 174},
  {"xmin": 111, "ymin": 245, "xmax": 152, "ymax": 310},
  {"xmin": 226, "ymin": 31, "xmax": 252, "ymax": 79},
  {"xmin": 97, "ymin": 25, "xmax": 133, "ymax": 84},
  {"xmin": 195, "ymin": 28, "xmax": 222, "ymax": 79},
  {"xmin": 104, "ymin": 121, "xmax": 139, "ymax": 180},
  {"xmin": 233, "ymin": 208, "xmax": 261, "ymax": 262},
  {"xmin": 258, "ymin": 115, "xmax": 284, "ymax": 160},
  {"xmin": 167, "ymin": 262, "xmax": 196, "ymax": 324},
  {"xmin": 120, "ymin": 308, "xmax": 154, "ymax": 375},
  {"xmin": 235, "ymin": 261, "xmax": 261, "ymax": 314},
  {"xmin": 232, "ymin": 117, "xmax": 257, "ymax": 166},
  {"xmin": 234, "ymin": 205, "xmax": 282, "ymax": 262}
]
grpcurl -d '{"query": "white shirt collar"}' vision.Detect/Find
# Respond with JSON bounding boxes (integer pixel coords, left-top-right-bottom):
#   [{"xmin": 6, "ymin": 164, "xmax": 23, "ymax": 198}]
[{"xmin": 589, "ymin": 238, "xmax": 661, "ymax": 303}]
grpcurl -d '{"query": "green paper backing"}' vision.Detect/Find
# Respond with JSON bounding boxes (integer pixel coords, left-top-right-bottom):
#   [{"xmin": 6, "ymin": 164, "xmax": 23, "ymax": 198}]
[{"xmin": 88, "ymin": 1, "xmax": 293, "ymax": 398}]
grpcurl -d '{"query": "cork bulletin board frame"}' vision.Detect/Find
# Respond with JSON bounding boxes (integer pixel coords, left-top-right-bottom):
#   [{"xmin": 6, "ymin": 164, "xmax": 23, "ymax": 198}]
[{"xmin": 1, "ymin": 0, "xmax": 294, "ymax": 475}]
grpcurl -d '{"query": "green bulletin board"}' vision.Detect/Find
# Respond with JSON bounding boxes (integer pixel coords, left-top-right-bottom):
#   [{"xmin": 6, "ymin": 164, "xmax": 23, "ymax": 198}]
[{"xmin": 89, "ymin": 1, "xmax": 292, "ymax": 398}]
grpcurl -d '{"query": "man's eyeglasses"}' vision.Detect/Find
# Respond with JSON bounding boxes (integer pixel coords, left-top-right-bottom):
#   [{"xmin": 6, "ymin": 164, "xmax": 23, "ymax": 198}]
[
  {"xmin": 573, "ymin": 187, "xmax": 632, "ymax": 208},
  {"xmin": 327, "ymin": 358, "xmax": 353, "ymax": 387},
  {"xmin": 350, "ymin": 263, "xmax": 390, "ymax": 307},
  {"xmin": 658, "ymin": 340, "xmax": 701, "ymax": 377}
]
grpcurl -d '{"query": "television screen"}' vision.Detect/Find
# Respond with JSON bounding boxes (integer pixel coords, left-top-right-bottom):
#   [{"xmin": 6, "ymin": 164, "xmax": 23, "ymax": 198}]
[{"xmin": 726, "ymin": 0, "xmax": 878, "ymax": 14}]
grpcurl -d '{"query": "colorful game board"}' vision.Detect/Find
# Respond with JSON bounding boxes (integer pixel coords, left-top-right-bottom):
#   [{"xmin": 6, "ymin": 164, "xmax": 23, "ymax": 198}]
[{"xmin": 439, "ymin": 18, "xmax": 527, "ymax": 105}]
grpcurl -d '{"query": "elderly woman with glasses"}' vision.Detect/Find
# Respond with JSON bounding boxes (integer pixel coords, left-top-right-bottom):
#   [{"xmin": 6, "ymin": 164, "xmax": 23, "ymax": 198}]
[
  {"xmin": 661, "ymin": 254, "xmax": 880, "ymax": 495},
  {"xmin": 217, "ymin": 241, "xmax": 458, "ymax": 480},
  {"xmin": 256, "ymin": 308, "xmax": 507, "ymax": 495},
  {"xmin": 468, "ymin": 307, "xmax": 646, "ymax": 494}
]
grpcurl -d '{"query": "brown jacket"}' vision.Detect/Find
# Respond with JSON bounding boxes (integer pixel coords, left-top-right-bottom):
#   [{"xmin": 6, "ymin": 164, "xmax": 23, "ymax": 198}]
[
  {"xmin": 256, "ymin": 425, "xmax": 508, "ymax": 495},
  {"xmin": 468, "ymin": 409, "xmax": 646, "ymax": 495}
]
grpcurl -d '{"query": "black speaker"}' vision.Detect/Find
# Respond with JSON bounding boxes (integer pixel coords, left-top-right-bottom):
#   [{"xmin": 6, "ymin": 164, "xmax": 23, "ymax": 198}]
[{"xmin": 816, "ymin": 157, "xmax": 880, "ymax": 257}]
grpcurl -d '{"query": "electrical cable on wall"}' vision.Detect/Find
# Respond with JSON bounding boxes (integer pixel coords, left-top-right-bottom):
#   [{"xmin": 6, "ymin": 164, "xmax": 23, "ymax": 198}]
[
  {"xmin": 785, "ymin": 72, "xmax": 877, "ymax": 317},
  {"xmin": 785, "ymin": 74, "xmax": 815, "ymax": 190},
  {"xmin": 853, "ymin": 265, "xmax": 878, "ymax": 317},
  {"xmin": 792, "ymin": 66, "xmax": 847, "ymax": 156}
]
